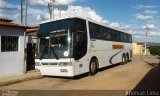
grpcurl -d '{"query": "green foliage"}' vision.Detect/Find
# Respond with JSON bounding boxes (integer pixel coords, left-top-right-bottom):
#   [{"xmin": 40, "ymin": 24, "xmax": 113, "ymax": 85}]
[{"xmin": 149, "ymin": 46, "xmax": 160, "ymax": 56}]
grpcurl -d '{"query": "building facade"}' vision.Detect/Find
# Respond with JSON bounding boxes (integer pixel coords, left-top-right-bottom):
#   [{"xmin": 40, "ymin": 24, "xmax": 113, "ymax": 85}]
[
  {"xmin": 0, "ymin": 18, "xmax": 26, "ymax": 77},
  {"xmin": 132, "ymin": 42, "xmax": 150, "ymax": 55}
]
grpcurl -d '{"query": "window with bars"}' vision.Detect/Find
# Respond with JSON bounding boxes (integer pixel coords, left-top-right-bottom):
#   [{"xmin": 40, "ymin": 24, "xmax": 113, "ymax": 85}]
[{"xmin": 1, "ymin": 36, "xmax": 19, "ymax": 52}]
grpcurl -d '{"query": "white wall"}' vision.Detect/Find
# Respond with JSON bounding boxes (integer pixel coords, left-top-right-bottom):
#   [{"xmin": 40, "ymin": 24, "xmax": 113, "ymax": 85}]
[{"xmin": 0, "ymin": 26, "xmax": 25, "ymax": 77}]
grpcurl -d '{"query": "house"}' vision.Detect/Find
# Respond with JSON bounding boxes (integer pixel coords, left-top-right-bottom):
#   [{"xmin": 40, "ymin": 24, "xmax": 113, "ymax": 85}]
[
  {"xmin": 0, "ymin": 18, "xmax": 27, "ymax": 77},
  {"xmin": 132, "ymin": 41, "xmax": 150, "ymax": 55}
]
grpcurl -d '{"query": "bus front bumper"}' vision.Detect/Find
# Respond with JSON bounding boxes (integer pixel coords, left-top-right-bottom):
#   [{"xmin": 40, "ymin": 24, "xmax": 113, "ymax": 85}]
[{"xmin": 35, "ymin": 66, "xmax": 75, "ymax": 77}]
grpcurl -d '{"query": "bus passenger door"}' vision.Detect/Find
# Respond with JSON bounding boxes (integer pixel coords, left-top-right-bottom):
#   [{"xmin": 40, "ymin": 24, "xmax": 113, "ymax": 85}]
[
  {"xmin": 74, "ymin": 32, "xmax": 88, "ymax": 74},
  {"xmin": 74, "ymin": 32, "xmax": 87, "ymax": 60}
]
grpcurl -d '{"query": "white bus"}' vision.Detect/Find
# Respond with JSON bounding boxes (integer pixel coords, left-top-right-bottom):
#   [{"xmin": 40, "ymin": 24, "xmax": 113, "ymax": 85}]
[{"xmin": 35, "ymin": 17, "xmax": 132, "ymax": 77}]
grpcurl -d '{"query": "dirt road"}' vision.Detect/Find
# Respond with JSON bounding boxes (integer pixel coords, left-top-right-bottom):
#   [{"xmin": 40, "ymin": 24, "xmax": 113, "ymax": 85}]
[{"xmin": 0, "ymin": 55, "xmax": 160, "ymax": 90}]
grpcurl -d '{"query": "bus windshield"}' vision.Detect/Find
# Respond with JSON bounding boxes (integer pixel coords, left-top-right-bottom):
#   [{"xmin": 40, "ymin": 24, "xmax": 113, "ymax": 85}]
[
  {"xmin": 50, "ymin": 29, "xmax": 73, "ymax": 59},
  {"xmin": 36, "ymin": 18, "xmax": 87, "ymax": 60},
  {"xmin": 36, "ymin": 37, "xmax": 49, "ymax": 59},
  {"xmin": 36, "ymin": 29, "xmax": 73, "ymax": 59}
]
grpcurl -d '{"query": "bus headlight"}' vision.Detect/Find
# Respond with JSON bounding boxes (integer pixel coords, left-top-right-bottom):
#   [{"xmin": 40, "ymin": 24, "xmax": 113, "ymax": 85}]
[
  {"xmin": 58, "ymin": 62, "xmax": 72, "ymax": 66},
  {"xmin": 35, "ymin": 62, "xmax": 41, "ymax": 66}
]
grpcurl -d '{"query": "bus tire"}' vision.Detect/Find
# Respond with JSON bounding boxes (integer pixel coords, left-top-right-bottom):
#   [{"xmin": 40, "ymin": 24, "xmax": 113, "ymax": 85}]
[
  {"xmin": 126, "ymin": 53, "xmax": 129, "ymax": 62},
  {"xmin": 89, "ymin": 58, "xmax": 98, "ymax": 76},
  {"xmin": 121, "ymin": 54, "xmax": 126, "ymax": 65}
]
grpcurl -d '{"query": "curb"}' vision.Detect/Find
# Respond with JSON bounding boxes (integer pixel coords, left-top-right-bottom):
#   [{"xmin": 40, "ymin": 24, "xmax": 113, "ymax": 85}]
[{"xmin": 0, "ymin": 73, "xmax": 43, "ymax": 87}]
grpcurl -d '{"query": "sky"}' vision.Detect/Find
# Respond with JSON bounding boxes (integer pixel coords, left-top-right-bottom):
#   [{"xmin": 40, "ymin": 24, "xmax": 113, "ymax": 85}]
[{"xmin": 0, "ymin": 0, "xmax": 160, "ymax": 43}]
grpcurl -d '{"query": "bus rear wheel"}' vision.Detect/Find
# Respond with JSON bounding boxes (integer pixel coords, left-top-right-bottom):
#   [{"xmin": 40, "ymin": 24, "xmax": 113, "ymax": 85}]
[
  {"xmin": 121, "ymin": 54, "xmax": 126, "ymax": 65},
  {"xmin": 89, "ymin": 58, "xmax": 98, "ymax": 76},
  {"xmin": 126, "ymin": 53, "xmax": 129, "ymax": 62}
]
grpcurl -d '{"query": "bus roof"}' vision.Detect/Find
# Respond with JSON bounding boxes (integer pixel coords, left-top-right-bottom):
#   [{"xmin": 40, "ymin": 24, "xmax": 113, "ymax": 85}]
[{"xmin": 41, "ymin": 16, "xmax": 131, "ymax": 35}]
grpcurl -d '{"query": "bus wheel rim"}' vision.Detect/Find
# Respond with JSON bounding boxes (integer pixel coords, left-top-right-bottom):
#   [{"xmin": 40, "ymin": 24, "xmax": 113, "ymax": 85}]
[
  {"xmin": 123, "ymin": 57, "xmax": 125, "ymax": 62},
  {"xmin": 91, "ymin": 62, "xmax": 96, "ymax": 72}
]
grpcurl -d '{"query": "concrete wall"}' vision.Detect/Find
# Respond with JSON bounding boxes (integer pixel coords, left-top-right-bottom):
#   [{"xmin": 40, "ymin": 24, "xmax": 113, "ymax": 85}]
[{"xmin": 0, "ymin": 26, "xmax": 25, "ymax": 77}]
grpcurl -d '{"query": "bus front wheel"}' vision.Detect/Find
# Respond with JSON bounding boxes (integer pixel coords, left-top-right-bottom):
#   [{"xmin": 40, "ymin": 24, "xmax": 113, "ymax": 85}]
[{"xmin": 89, "ymin": 58, "xmax": 98, "ymax": 76}]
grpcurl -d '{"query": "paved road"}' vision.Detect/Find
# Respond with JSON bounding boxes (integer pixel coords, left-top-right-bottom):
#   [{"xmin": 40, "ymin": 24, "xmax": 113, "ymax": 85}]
[{"xmin": 0, "ymin": 55, "xmax": 160, "ymax": 90}]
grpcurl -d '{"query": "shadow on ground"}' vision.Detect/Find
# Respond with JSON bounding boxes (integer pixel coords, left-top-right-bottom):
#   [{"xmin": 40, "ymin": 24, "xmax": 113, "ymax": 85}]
[{"xmin": 132, "ymin": 57, "xmax": 160, "ymax": 90}]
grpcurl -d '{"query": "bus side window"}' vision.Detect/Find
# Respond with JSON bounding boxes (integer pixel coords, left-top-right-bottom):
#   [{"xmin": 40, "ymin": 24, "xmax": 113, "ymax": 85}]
[
  {"xmin": 104, "ymin": 32, "xmax": 111, "ymax": 40},
  {"xmin": 120, "ymin": 33, "xmax": 124, "ymax": 42},
  {"xmin": 120, "ymin": 33, "xmax": 128, "ymax": 42},
  {"xmin": 89, "ymin": 22, "xmax": 100, "ymax": 39},
  {"xmin": 128, "ymin": 35, "xmax": 132, "ymax": 43},
  {"xmin": 124, "ymin": 34, "xmax": 128, "ymax": 42}
]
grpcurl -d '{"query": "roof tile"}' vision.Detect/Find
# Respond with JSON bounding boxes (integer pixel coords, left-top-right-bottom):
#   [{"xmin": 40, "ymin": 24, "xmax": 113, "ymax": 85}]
[
  {"xmin": 0, "ymin": 21, "xmax": 26, "ymax": 28},
  {"xmin": 0, "ymin": 18, "xmax": 13, "ymax": 22}
]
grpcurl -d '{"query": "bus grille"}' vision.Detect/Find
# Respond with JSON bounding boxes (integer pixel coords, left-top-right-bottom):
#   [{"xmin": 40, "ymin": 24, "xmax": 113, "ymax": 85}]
[{"xmin": 42, "ymin": 63, "xmax": 58, "ymax": 65}]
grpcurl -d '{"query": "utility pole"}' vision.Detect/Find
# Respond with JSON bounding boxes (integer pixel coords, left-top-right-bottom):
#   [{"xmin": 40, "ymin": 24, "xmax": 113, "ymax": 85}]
[
  {"xmin": 144, "ymin": 26, "xmax": 149, "ymax": 55},
  {"xmin": 21, "ymin": 0, "xmax": 23, "ymax": 25},
  {"xmin": 23, "ymin": 0, "xmax": 28, "ymax": 74},
  {"xmin": 48, "ymin": 2, "xmax": 52, "ymax": 20},
  {"xmin": 58, "ymin": 5, "xmax": 62, "ymax": 18},
  {"xmin": 25, "ymin": 0, "xmax": 28, "ymax": 26},
  {"xmin": 52, "ymin": 0, "xmax": 55, "ymax": 20},
  {"xmin": 48, "ymin": 0, "xmax": 55, "ymax": 20}
]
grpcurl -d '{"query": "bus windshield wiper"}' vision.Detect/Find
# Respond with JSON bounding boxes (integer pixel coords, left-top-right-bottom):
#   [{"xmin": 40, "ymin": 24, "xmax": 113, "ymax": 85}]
[
  {"xmin": 40, "ymin": 44, "xmax": 48, "ymax": 60},
  {"xmin": 51, "ymin": 46, "xmax": 59, "ymax": 60}
]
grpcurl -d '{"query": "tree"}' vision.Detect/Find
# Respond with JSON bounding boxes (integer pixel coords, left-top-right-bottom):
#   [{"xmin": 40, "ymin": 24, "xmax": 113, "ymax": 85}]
[{"xmin": 150, "ymin": 46, "xmax": 160, "ymax": 56}]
